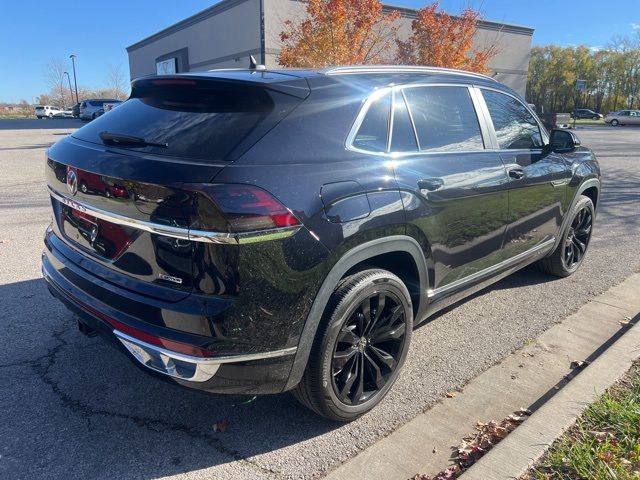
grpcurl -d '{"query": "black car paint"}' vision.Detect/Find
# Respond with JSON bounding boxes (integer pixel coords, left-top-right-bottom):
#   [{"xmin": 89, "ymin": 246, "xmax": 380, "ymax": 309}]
[{"xmin": 42, "ymin": 68, "xmax": 600, "ymax": 395}]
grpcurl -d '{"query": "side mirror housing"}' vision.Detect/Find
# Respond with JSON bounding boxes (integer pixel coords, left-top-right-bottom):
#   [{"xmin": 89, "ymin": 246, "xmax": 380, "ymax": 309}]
[{"xmin": 549, "ymin": 128, "xmax": 581, "ymax": 153}]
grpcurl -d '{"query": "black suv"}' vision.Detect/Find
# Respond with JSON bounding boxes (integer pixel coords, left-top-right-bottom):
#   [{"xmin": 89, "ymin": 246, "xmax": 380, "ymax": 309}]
[
  {"xmin": 571, "ymin": 108, "xmax": 603, "ymax": 120},
  {"xmin": 43, "ymin": 66, "xmax": 600, "ymax": 421}
]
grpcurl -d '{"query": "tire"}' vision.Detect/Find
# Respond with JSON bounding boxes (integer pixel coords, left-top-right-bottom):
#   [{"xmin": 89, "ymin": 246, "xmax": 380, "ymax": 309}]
[
  {"xmin": 293, "ymin": 269, "xmax": 413, "ymax": 422},
  {"xmin": 592, "ymin": 116, "xmax": 599, "ymax": 120},
  {"xmin": 539, "ymin": 195, "xmax": 594, "ymax": 277},
  {"xmin": 611, "ymin": 119, "xmax": 619, "ymax": 126}
]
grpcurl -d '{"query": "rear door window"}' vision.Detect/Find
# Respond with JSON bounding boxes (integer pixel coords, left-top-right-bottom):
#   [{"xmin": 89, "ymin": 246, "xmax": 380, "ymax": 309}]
[
  {"xmin": 481, "ymin": 89, "xmax": 542, "ymax": 150},
  {"xmin": 403, "ymin": 86, "xmax": 485, "ymax": 152}
]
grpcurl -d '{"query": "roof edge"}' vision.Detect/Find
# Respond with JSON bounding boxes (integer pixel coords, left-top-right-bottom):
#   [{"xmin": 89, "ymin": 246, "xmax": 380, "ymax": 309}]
[
  {"xmin": 382, "ymin": 3, "xmax": 534, "ymax": 35},
  {"xmin": 127, "ymin": 0, "xmax": 251, "ymax": 52},
  {"xmin": 127, "ymin": 0, "xmax": 534, "ymax": 53}
]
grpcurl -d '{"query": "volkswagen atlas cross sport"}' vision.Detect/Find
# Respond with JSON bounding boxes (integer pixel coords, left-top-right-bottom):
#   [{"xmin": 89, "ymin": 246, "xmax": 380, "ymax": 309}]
[{"xmin": 43, "ymin": 65, "xmax": 600, "ymax": 421}]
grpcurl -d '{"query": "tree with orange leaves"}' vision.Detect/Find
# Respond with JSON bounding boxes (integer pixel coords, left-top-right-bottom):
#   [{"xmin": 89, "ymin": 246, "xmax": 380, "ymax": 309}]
[
  {"xmin": 396, "ymin": 2, "xmax": 497, "ymax": 74},
  {"xmin": 278, "ymin": 0, "xmax": 400, "ymax": 68}
]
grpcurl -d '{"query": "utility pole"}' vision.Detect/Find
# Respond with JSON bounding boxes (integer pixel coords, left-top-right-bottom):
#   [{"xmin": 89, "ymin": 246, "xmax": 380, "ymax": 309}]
[
  {"xmin": 63, "ymin": 72, "xmax": 74, "ymax": 106},
  {"xmin": 69, "ymin": 54, "xmax": 79, "ymax": 104}
]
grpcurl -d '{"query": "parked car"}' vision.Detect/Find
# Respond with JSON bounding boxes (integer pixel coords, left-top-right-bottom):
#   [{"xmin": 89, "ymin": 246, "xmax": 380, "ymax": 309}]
[
  {"xmin": 35, "ymin": 105, "xmax": 63, "ymax": 119},
  {"xmin": 53, "ymin": 107, "xmax": 74, "ymax": 119},
  {"xmin": 604, "ymin": 110, "xmax": 640, "ymax": 126},
  {"xmin": 79, "ymin": 99, "xmax": 122, "ymax": 120},
  {"xmin": 71, "ymin": 103, "xmax": 81, "ymax": 118},
  {"xmin": 570, "ymin": 108, "xmax": 603, "ymax": 120},
  {"xmin": 43, "ymin": 66, "xmax": 601, "ymax": 421}
]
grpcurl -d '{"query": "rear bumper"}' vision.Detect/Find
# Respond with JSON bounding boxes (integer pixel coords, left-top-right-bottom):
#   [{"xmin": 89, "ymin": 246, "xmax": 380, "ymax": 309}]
[{"xmin": 42, "ymin": 229, "xmax": 298, "ymax": 394}]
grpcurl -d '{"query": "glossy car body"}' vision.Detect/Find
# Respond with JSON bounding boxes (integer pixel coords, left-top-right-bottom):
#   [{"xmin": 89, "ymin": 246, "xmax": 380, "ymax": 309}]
[
  {"xmin": 43, "ymin": 66, "xmax": 600, "ymax": 399},
  {"xmin": 604, "ymin": 110, "xmax": 640, "ymax": 125}
]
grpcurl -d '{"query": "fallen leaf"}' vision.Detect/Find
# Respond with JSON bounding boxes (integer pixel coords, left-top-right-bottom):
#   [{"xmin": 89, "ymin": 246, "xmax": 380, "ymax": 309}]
[
  {"xmin": 445, "ymin": 391, "xmax": 456, "ymax": 398},
  {"xmin": 213, "ymin": 420, "xmax": 231, "ymax": 432},
  {"xmin": 620, "ymin": 317, "xmax": 631, "ymax": 326}
]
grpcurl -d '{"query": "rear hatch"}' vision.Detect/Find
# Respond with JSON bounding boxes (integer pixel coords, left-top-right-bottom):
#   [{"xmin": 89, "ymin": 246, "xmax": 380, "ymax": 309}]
[{"xmin": 46, "ymin": 72, "xmax": 309, "ymax": 301}]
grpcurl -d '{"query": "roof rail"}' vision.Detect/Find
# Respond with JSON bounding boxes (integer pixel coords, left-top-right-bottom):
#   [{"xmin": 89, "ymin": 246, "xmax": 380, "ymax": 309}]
[{"xmin": 323, "ymin": 65, "xmax": 497, "ymax": 82}]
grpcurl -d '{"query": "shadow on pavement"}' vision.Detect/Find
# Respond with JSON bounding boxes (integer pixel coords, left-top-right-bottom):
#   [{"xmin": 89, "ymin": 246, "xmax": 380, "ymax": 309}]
[{"xmin": 0, "ymin": 277, "xmax": 338, "ymax": 479}]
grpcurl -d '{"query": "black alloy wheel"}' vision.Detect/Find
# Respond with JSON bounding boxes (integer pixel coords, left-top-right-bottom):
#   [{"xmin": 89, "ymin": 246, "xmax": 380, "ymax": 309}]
[
  {"xmin": 563, "ymin": 204, "xmax": 593, "ymax": 270},
  {"xmin": 331, "ymin": 291, "xmax": 406, "ymax": 406},
  {"xmin": 539, "ymin": 195, "xmax": 595, "ymax": 277},
  {"xmin": 294, "ymin": 269, "xmax": 413, "ymax": 421}
]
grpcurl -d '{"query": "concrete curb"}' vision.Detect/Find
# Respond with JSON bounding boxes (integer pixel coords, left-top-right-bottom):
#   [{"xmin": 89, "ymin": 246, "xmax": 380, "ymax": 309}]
[
  {"xmin": 324, "ymin": 272, "xmax": 640, "ymax": 480},
  {"xmin": 461, "ymin": 310, "xmax": 640, "ymax": 479}
]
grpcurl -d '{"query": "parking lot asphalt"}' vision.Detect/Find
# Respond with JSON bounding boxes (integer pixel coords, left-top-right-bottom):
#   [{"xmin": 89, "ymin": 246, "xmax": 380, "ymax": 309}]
[{"xmin": 0, "ymin": 119, "xmax": 638, "ymax": 479}]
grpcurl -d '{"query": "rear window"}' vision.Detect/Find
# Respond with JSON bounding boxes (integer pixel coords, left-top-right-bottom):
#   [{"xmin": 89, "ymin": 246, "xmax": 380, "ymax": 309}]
[{"xmin": 72, "ymin": 79, "xmax": 303, "ymax": 162}]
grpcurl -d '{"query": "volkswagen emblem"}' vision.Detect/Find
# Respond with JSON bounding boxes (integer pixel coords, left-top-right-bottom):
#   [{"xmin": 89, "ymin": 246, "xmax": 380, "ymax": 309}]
[{"xmin": 67, "ymin": 170, "xmax": 78, "ymax": 196}]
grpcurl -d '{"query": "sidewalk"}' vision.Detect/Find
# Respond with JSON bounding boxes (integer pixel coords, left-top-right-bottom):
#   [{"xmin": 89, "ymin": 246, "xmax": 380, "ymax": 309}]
[{"xmin": 324, "ymin": 272, "xmax": 640, "ymax": 479}]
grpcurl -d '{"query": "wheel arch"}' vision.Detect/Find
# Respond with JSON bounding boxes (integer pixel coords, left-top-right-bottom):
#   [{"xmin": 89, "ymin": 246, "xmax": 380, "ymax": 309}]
[
  {"xmin": 551, "ymin": 177, "xmax": 600, "ymax": 253},
  {"xmin": 284, "ymin": 235, "xmax": 429, "ymax": 391}
]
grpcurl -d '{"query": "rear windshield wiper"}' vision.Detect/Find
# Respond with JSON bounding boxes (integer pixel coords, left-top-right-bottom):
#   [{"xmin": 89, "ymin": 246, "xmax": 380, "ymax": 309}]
[{"xmin": 99, "ymin": 131, "xmax": 168, "ymax": 148}]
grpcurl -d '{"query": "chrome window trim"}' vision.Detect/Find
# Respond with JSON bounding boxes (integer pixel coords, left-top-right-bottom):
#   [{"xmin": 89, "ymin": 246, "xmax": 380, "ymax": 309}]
[
  {"xmin": 115, "ymin": 329, "xmax": 297, "ymax": 383},
  {"xmin": 346, "ymin": 83, "xmax": 493, "ymax": 157},
  {"xmin": 48, "ymin": 186, "xmax": 301, "ymax": 245},
  {"xmin": 427, "ymin": 238, "xmax": 556, "ymax": 298}
]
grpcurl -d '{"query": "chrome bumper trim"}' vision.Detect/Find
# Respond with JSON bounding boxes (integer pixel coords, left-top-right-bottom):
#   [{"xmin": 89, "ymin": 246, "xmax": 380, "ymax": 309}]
[
  {"xmin": 114, "ymin": 330, "xmax": 297, "ymax": 383},
  {"xmin": 48, "ymin": 186, "xmax": 300, "ymax": 244}
]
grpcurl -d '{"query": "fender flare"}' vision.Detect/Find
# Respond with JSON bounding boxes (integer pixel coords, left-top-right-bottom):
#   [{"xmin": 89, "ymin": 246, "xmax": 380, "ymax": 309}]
[
  {"xmin": 551, "ymin": 177, "xmax": 601, "ymax": 253},
  {"xmin": 284, "ymin": 235, "xmax": 429, "ymax": 391}
]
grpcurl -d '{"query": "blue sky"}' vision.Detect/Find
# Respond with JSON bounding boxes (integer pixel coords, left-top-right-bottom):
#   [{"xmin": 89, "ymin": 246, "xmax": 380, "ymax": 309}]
[{"xmin": 1, "ymin": 1, "xmax": 639, "ymax": 103}]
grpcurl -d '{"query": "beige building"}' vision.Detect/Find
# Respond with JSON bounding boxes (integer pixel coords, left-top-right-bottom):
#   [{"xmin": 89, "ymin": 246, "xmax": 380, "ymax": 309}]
[{"xmin": 127, "ymin": 0, "xmax": 534, "ymax": 94}]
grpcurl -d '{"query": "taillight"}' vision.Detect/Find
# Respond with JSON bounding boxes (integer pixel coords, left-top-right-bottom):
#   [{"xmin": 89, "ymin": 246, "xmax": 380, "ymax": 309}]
[{"xmin": 194, "ymin": 184, "xmax": 300, "ymax": 233}]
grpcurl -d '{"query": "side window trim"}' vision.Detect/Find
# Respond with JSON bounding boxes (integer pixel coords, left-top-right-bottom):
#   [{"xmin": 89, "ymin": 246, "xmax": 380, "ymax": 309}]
[
  {"xmin": 468, "ymin": 86, "xmax": 499, "ymax": 150},
  {"xmin": 399, "ymin": 89, "xmax": 421, "ymax": 151},
  {"xmin": 348, "ymin": 83, "xmax": 525, "ymax": 156},
  {"xmin": 476, "ymin": 85, "xmax": 549, "ymax": 150},
  {"xmin": 387, "ymin": 91, "xmax": 396, "ymax": 152}
]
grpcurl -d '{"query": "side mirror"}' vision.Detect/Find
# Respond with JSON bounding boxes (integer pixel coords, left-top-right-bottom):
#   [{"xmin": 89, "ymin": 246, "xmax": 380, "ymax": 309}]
[{"xmin": 549, "ymin": 128, "xmax": 581, "ymax": 153}]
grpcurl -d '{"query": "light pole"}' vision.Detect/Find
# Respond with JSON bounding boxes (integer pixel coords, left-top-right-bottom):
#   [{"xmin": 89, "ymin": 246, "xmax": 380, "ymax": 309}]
[
  {"xmin": 63, "ymin": 72, "xmax": 74, "ymax": 107},
  {"xmin": 69, "ymin": 54, "xmax": 79, "ymax": 103}
]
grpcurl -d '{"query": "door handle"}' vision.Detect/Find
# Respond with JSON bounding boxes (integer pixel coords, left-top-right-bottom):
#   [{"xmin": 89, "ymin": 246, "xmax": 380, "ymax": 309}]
[
  {"xmin": 418, "ymin": 178, "xmax": 444, "ymax": 191},
  {"xmin": 508, "ymin": 168, "xmax": 525, "ymax": 179}
]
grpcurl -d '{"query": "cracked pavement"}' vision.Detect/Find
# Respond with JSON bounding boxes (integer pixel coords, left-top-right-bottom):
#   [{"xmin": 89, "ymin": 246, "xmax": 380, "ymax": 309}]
[{"xmin": 0, "ymin": 119, "xmax": 638, "ymax": 479}]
